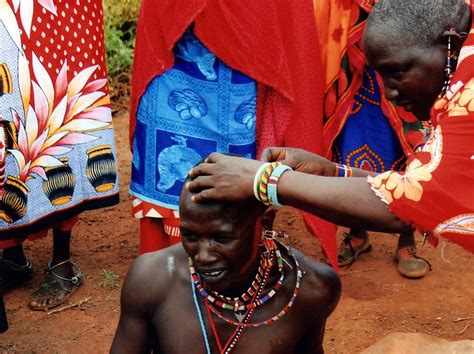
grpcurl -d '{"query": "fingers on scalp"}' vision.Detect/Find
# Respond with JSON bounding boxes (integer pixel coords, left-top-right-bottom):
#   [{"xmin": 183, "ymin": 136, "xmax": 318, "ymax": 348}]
[
  {"xmin": 189, "ymin": 162, "xmax": 212, "ymax": 177},
  {"xmin": 187, "ymin": 175, "xmax": 211, "ymax": 191},
  {"xmin": 191, "ymin": 189, "xmax": 214, "ymax": 203}
]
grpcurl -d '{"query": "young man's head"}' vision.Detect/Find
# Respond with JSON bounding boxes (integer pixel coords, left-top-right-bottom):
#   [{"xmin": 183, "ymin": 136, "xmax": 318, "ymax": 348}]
[{"xmin": 179, "ymin": 182, "xmax": 267, "ymax": 295}]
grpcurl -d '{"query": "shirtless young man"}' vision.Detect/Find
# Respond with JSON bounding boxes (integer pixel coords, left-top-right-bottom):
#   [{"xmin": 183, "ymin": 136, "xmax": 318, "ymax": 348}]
[{"xmin": 111, "ymin": 184, "xmax": 341, "ymax": 353}]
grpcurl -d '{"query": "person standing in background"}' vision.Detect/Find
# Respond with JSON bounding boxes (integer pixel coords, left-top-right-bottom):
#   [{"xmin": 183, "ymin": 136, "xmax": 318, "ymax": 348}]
[
  {"xmin": 129, "ymin": 0, "xmax": 338, "ymax": 266},
  {"xmin": 315, "ymin": 0, "xmax": 430, "ymax": 278},
  {"xmin": 0, "ymin": 0, "xmax": 119, "ymax": 311}
]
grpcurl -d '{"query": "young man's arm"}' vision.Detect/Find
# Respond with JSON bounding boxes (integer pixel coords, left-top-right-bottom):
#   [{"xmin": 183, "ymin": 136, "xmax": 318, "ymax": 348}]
[
  {"xmin": 295, "ymin": 319, "xmax": 327, "ymax": 354},
  {"xmin": 295, "ymin": 262, "xmax": 342, "ymax": 354},
  {"xmin": 110, "ymin": 255, "xmax": 164, "ymax": 353}
]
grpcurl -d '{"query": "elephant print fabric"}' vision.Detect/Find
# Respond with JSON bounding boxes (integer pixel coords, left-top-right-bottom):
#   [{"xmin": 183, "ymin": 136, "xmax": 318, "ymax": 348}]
[
  {"xmin": 130, "ymin": 28, "xmax": 256, "ymax": 209},
  {"xmin": 0, "ymin": 0, "xmax": 119, "ymax": 245}
]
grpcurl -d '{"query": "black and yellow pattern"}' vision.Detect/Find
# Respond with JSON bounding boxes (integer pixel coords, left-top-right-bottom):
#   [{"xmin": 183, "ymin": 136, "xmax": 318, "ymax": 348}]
[
  {"xmin": 0, "ymin": 63, "xmax": 13, "ymax": 96},
  {"xmin": 86, "ymin": 145, "xmax": 117, "ymax": 192},
  {"xmin": 43, "ymin": 158, "xmax": 76, "ymax": 206},
  {"xmin": 0, "ymin": 176, "xmax": 29, "ymax": 223},
  {"xmin": 1, "ymin": 121, "xmax": 18, "ymax": 150}
]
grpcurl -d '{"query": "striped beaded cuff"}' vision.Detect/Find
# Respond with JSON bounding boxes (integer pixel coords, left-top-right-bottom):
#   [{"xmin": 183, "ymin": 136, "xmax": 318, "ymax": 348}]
[
  {"xmin": 334, "ymin": 163, "xmax": 353, "ymax": 178},
  {"xmin": 267, "ymin": 165, "xmax": 293, "ymax": 207},
  {"xmin": 254, "ymin": 162, "xmax": 281, "ymax": 205},
  {"xmin": 253, "ymin": 163, "xmax": 270, "ymax": 201}
]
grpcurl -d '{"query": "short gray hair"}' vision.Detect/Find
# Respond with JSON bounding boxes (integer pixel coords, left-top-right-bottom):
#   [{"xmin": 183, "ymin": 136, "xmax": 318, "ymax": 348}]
[{"xmin": 366, "ymin": 0, "xmax": 468, "ymax": 47}]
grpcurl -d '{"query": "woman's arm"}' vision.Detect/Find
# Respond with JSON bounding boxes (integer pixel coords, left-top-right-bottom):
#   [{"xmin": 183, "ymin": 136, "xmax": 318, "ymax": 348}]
[
  {"xmin": 261, "ymin": 147, "xmax": 377, "ymax": 178},
  {"xmin": 276, "ymin": 171, "xmax": 408, "ymax": 233},
  {"xmin": 187, "ymin": 153, "xmax": 410, "ymax": 233}
]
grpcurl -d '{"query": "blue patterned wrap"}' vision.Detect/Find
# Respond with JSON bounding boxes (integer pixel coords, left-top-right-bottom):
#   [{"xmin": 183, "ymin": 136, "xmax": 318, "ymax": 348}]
[
  {"xmin": 130, "ymin": 29, "xmax": 257, "ymax": 209},
  {"xmin": 333, "ymin": 67, "xmax": 406, "ymax": 173}
]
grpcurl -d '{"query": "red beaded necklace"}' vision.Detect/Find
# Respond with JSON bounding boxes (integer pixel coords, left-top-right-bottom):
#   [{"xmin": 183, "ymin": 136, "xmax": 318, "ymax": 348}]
[
  {"xmin": 205, "ymin": 270, "xmax": 269, "ymax": 354},
  {"xmin": 190, "ymin": 230, "xmax": 303, "ymax": 353},
  {"xmin": 205, "ymin": 250, "xmax": 303, "ymax": 328},
  {"xmin": 189, "ymin": 247, "xmax": 285, "ymax": 312}
]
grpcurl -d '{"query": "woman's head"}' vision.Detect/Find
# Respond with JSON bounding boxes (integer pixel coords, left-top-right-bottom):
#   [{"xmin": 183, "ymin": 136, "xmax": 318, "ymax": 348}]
[{"xmin": 363, "ymin": 0, "xmax": 470, "ymax": 120}]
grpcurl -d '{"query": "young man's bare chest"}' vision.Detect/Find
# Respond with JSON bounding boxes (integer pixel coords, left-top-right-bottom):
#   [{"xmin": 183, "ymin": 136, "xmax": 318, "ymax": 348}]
[{"xmin": 150, "ymin": 281, "xmax": 316, "ymax": 354}]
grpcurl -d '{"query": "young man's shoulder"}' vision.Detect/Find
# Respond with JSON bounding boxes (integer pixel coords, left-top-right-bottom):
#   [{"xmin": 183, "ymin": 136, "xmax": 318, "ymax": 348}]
[
  {"xmin": 121, "ymin": 245, "xmax": 188, "ymax": 308},
  {"xmin": 293, "ymin": 249, "xmax": 341, "ymax": 315}
]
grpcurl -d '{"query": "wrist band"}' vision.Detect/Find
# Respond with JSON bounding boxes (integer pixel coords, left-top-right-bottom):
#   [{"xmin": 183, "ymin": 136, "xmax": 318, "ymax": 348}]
[
  {"xmin": 267, "ymin": 165, "xmax": 293, "ymax": 207},
  {"xmin": 258, "ymin": 162, "xmax": 281, "ymax": 205},
  {"xmin": 334, "ymin": 163, "xmax": 352, "ymax": 178},
  {"xmin": 253, "ymin": 163, "xmax": 271, "ymax": 200}
]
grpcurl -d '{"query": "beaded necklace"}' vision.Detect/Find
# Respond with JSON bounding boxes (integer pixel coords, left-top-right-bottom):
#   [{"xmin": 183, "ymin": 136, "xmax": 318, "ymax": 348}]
[
  {"xmin": 205, "ymin": 270, "xmax": 269, "ymax": 354},
  {"xmin": 205, "ymin": 251, "xmax": 303, "ymax": 328},
  {"xmin": 210, "ymin": 251, "xmax": 268, "ymax": 304},
  {"xmin": 189, "ymin": 247, "xmax": 285, "ymax": 312},
  {"xmin": 190, "ymin": 232, "xmax": 303, "ymax": 353}
]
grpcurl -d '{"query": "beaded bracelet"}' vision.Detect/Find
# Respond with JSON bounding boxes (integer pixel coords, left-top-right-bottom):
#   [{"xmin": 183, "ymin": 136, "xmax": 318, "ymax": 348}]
[
  {"xmin": 257, "ymin": 163, "xmax": 281, "ymax": 205},
  {"xmin": 267, "ymin": 165, "xmax": 293, "ymax": 207},
  {"xmin": 334, "ymin": 163, "xmax": 353, "ymax": 178},
  {"xmin": 253, "ymin": 163, "xmax": 271, "ymax": 200}
]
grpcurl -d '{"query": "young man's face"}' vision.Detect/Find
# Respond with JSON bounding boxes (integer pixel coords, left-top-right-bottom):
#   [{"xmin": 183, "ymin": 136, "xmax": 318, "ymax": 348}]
[{"xmin": 180, "ymin": 192, "xmax": 260, "ymax": 294}]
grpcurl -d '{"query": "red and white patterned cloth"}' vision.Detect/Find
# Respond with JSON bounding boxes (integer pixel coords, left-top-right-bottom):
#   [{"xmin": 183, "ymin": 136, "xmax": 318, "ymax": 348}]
[{"xmin": 0, "ymin": 0, "xmax": 118, "ymax": 247}]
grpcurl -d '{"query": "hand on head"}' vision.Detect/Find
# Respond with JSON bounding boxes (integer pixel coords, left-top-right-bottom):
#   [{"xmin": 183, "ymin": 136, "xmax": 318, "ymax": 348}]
[
  {"xmin": 186, "ymin": 153, "xmax": 263, "ymax": 203},
  {"xmin": 187, "ymin": 149, "xmax": 336, "ymax": 203}
]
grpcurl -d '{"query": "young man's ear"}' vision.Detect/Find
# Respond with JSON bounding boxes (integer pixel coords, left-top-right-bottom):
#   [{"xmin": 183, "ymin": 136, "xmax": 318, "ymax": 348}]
[{"xmin": 261, "ymin": 208, "xmax": 277, "ymax": 230}]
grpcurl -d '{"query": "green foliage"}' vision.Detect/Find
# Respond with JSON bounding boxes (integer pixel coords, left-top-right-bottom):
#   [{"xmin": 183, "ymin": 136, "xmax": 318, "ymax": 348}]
[
  {"xmin": 103, "ymin": 0, "xmax": 140, "ymax": 112},
  {"xmin": 99, "ymin": 269, "xmax": 120, "ymax": 289}
]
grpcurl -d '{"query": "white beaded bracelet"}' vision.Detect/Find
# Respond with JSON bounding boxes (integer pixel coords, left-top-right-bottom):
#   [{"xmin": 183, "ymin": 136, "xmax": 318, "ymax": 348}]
[{"xmin": 267, "ymin": 165, "xmax": 293, "ymax": 207}]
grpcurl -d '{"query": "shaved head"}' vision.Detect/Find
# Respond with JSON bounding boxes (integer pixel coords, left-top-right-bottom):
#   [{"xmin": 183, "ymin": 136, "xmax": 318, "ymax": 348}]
[
  {"xmin": 365, "ymin": 0, "xmax": 469, "ymax": 48},
  {"xmin": 179, "ymin": 178, "xmax": 267, "ymax": 229}
]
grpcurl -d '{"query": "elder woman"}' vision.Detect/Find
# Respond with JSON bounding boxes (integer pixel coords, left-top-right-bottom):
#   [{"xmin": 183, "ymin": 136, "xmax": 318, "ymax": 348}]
[{"xmin": 187, "ymin": 0, "xmax": 474, "ymax": 255}]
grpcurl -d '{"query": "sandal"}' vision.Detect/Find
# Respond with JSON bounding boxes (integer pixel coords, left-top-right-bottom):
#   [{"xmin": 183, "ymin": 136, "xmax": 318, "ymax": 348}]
[
  {"xmin": 338, "ymin": 232, "xmax": 372, "ymax": 267},
  {"xmin": 0, "ymin": 256, "xmax": 34, "ymax": 294},
  {"xmin": 28, "ymin": 259, "xmax": 84, "ymax": 311}
]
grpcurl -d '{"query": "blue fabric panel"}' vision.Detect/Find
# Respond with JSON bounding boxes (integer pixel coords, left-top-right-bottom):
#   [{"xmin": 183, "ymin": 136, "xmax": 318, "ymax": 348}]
[{"xmin": 130, "ymin": 29, "xmax": 257, "ymax": 208}]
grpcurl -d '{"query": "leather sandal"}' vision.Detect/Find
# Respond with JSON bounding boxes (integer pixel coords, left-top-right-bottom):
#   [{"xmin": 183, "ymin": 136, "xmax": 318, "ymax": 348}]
[
  {"xmin": 338, "ymin": 232, "xmax": 372, "ymax": 267},
  {"xmin": 29, "ymin": 259, "xmax": 84, "ymax": 311}
]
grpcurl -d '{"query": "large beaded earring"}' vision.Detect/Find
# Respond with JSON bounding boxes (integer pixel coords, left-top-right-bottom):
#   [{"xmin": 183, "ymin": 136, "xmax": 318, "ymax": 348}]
[{"xmin": 439, "ymin": 28, "xmax": 458, "ymax": 98}]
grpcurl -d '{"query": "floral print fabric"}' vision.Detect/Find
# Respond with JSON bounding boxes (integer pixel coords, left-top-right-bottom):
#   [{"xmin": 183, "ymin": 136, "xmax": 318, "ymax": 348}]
[{"xmin": 0, "ymin": 0, "xmax": 119, "ymax": 244}]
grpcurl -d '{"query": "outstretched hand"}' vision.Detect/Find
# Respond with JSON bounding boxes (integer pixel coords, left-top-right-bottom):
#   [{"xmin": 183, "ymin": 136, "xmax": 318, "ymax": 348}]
[
  {"xmin": 261, "ymin": 147, "xmax": 335, "ymax": 176},
  {"xmin": 187, "ymin": 153, "xmax": 263, "ymax": 203}
]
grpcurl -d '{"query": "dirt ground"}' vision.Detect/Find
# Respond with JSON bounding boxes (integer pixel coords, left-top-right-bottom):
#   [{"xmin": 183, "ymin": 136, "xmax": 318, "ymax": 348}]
[{"xmin": 1, "ymin": 112, "xmax": 473, "ymax": 353}]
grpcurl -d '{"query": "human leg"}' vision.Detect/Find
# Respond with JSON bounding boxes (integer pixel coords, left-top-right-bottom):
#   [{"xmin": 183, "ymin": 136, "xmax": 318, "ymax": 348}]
[
  {"xmin": 29, "ymin": 226, "xmax": 83, "ymax": 311},
  {"xmin": 337, "ymin": 227, "xmax": 372, "ymax": 267},
  {"xmin": 395, "ymin": 230, "xmax": 431, "ymax": 279},
  {"xmin": 0, "ymin": 245, "xmax": 34, "ymax": 293},
  {"xmin": 3, "ymin": 245, "xmax": 28, "ymax": 265},
  {"xmin": 0, "ymin": 293, "xmax": 7, "ymax": 333}
]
